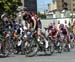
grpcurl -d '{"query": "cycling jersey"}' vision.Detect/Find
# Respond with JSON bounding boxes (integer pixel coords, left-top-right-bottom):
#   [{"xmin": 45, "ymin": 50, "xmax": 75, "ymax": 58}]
[
  {"xmin": 52, "ymin": 28, "xmax": 58, "ymax": 39},
  {"xmin": 23, "ymin": 13, "xmax": 42, "ymax": 31},
  {"xmin": 4, "ymin": 20, "xmax": 12, "ymax": 32},
  {"xmin": 48, "ymin": 24, "xmax": 58, "ymax": 38},
  {"xmin": 61, "ymin": 27, "xmax": 67, "ymax": 35}
]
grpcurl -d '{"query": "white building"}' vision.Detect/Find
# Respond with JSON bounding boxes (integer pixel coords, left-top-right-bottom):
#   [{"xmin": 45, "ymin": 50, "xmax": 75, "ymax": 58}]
[{"xmin": 41, "ymin": 18, "xmax": 75, "ymax": 31}]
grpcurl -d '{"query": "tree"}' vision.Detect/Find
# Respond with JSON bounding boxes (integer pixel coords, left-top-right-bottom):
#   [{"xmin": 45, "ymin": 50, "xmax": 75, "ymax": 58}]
[
  {"xmin": 37, "ymin": 12, "xmax": 46, "ymax": 19},
  {"xmin": 0, "ymin": 0, "xmax": 22, "ymax": 16}
]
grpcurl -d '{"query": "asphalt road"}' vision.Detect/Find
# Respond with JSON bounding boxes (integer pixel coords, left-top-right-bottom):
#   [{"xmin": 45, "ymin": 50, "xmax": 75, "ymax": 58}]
[{"xmin": 0, "ymin": 48, "xmax": 75, "ymax": 62}]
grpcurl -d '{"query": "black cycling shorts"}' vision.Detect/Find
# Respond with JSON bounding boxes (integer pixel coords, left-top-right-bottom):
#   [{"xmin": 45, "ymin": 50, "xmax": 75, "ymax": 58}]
[
  {"xmin": 38, "ymin": 20, "xmax": 42, "ymax": 29},
  {"xmin": 62, "ymin": 29, "xmax": 67, "ymax": 35}
]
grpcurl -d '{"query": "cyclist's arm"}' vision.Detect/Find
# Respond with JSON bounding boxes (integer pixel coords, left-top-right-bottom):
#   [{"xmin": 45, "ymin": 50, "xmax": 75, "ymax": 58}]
[{"xmin": 32, "ymin": 17, "xmax": 37, "ymax": 29}]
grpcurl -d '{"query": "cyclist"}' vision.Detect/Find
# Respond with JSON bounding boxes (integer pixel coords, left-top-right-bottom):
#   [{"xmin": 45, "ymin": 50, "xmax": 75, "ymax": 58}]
[
  {"xmin": 22, "ymin": 9, "xmax": 48, "ymax": 48},
  {"xmin": 1, "ymin": 13, "xmax": 12, "ymax": 35},
  {"xmin": 48, "ymin": 22, "xmax": 58, "ymax": 40}
]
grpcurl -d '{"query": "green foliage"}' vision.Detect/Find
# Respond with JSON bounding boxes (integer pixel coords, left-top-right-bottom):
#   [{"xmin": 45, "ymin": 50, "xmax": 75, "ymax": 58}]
[
  {"xmin": 0, "ymin": 0, "xmax": 22, "ymax": 15},
  {"xmin": 37, "ymin": 12, "xmax": 46, "ymax": 19}
]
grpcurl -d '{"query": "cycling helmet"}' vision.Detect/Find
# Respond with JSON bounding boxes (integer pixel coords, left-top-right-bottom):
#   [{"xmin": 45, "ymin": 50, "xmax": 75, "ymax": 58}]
[
  {"xmin": 59, "ymin": 24, "xmax": 64, "ymax": 28},
  {"xmin": 1, "ymin": 13, "xmax": 7, "ymax": 19}
]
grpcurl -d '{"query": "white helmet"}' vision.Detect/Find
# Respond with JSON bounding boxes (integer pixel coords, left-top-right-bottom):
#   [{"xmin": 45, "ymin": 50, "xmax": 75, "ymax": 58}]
[{"xmin": 1, "ymin": 13, "xmax": 7, "ymax": 19}]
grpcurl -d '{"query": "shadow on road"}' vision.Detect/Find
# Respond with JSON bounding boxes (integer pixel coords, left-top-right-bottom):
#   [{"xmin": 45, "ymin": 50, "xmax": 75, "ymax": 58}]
[
  {"xmin": 37, "ymin": 54, "xmax": 52, "ymax": 56},
  {"xmin": 0, "ymin": 54, "xmax": 15, "ymax": 58}
]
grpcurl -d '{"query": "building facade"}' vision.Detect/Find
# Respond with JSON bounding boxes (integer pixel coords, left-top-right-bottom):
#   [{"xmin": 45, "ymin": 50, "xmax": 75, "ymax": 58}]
[
  {"xmin": 48, "ymin": 0, "xmax": 75, "ymax": 12},
  {"xmin": 21, "ymin": 0, "xmax": 37, "ymax": 13},
  {"xmin": 71, "ymin": 0, "xmax": 75, "ymax": 12}
]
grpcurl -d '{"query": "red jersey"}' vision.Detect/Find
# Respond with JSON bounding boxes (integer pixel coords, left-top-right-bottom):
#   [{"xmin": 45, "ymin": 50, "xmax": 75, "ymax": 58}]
[
  {"xmin": 52, "ymin": 28, "xmax": 58, "ymax": 39},
  {"xmin": 31, "ymin": 12, "xmax": 38, "ymax": 21}
]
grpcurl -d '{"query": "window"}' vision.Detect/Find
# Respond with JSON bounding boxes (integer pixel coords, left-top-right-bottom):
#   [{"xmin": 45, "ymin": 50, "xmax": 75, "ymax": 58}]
[
  {"xmin": 73, "ymin": 4, "xmax": 75, "ymax": 6},
  {"xmin": 62, "ymin": 0, "xmax": 64, "ymax": 2},
  {"xmin": 73, "ymin": 8, "xmax": 75, "ymax": 11},
  {"xmin": 58, "ymin": 20, "xmax": 60, "ymax": 24},
  {"xmin": 53, "ymin": 0, "xmax": 55, "ymax": 3},
  {"xmin": 65, "ymin": 20, "xmax": 67, "ymax": 24}
]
